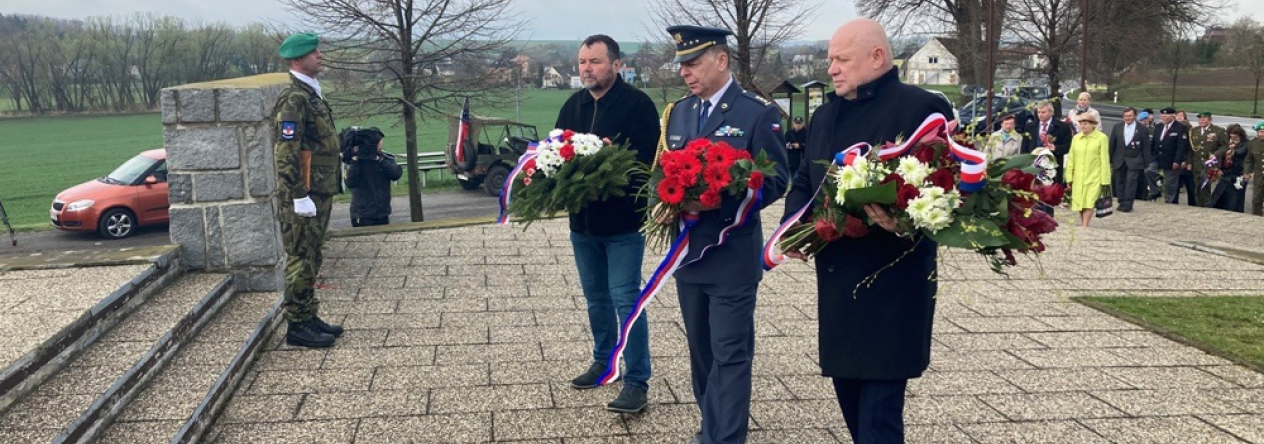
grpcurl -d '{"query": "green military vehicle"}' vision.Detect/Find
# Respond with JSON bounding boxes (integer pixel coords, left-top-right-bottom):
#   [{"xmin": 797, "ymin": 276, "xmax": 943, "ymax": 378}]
[{"xmin": 444, "ymin": 114, "xmax": 539, "ymax": 196}]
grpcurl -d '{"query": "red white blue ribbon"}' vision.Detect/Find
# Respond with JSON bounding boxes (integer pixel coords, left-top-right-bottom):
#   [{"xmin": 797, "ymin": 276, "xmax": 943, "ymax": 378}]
[
  {"xmin": 598, "ymin": 187, "xmax": 762, "ymax": 385},
  {"xmin": 761, "ymin": 113, "xmax": 985, "ymax": 270},
  {"xmin": 496, "ymin": 142, "xmax": 538, "ymax": 225}
]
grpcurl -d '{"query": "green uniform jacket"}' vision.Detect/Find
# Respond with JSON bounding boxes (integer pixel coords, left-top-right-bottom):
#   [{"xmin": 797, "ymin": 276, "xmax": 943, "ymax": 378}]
[
  {"xmin": 274, "ymin": 74, "xmax": 342, "ymax": 199},
  {"xmin": 1246, "ymin": 139, "xmax": 1264, "ymax": 179},
  {"xmin": 1188, "ymin": 124, "xmax": 1227, "ymax": 167}
]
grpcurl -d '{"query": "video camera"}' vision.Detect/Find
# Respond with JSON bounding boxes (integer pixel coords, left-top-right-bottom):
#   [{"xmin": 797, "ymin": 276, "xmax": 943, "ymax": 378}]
[{"xmin": 339, "ymin": 126, "xmax": 386, "ymax": 163}]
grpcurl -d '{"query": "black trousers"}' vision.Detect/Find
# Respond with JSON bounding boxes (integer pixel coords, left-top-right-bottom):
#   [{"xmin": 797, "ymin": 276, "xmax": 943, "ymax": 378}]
[
  {"xmin": 1177, "ymin": 170, "xmax": 1199, "ymax": 206},
  {"xmin": 677, "ymin": 282, "xmax": 757, "ymax": 444},
  {"xmin": 1112, "ymin": 165, "xmax": 1142, "ymax": 208},
  {"xmin": 351, "ymin": 216, "xmax": 390, "ymax": 227},
  {"xmin": 833, "ymin": 378, "xmax": 909, "ymax": 444}
]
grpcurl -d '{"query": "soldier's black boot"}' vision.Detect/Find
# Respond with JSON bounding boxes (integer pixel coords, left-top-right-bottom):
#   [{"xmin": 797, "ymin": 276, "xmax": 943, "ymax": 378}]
[
  {"xmin": 286, "ymin": 319, "xmax": 336, "ymax": 348},
  {"xmin": 311, "ymin": 316, "xmax": 344, "ymax": 337}
]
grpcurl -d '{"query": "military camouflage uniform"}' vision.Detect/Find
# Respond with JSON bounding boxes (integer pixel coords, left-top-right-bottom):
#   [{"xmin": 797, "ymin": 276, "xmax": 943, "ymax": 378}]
[
  {"xmin": 1246, "ymin": 138, "xmax": 1264, "ymax": 216},
  {"xmin": 1188, "ymin": 124, "xmax": 1226, "ymax": 207},
  {"xmin": 274, "ymin": 74, "xmax": 342, "ymax": 323}
]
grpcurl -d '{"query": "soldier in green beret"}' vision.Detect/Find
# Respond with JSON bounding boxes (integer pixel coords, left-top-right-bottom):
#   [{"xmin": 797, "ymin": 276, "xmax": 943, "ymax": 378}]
[
  {"xmin": 274, "ymin": 32, "xmax": 344, "ymax": 347},
  {"xmin": 1245, "ymin": 122, "xmax": 1264, "ymax": 215}
]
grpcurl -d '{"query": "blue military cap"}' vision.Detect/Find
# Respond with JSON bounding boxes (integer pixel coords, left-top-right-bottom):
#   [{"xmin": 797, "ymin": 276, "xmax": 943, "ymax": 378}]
[
  {"xmin": 666, "ymin": 25, "xmax": 734, "ymax": 63},
  {"xmin": 279, "ymin": 33, "xmax": 320, "ymax": 60},
  {"xmin": 1137, "ymin": 111, "xmax": 1150, "ymax": 120}
]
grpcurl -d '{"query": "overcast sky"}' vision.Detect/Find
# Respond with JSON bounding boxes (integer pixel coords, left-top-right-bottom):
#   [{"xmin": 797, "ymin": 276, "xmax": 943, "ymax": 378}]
[{"xmin": 3, "ymin": 0, "xmax": 1264, "ymax": 42}]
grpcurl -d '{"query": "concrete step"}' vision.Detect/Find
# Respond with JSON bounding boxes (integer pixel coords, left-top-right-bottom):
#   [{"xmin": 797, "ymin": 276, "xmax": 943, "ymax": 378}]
[
  {"xmin": 93, "ymin": 292, "xmax": 280, "ymax": 444},
  {"xmin": 0, "ymin": 272, "xmax": 232, "ymax": 443},
  {"xmin": 0, "ymin": 249, "xmax": 182, "ymax": 413}
]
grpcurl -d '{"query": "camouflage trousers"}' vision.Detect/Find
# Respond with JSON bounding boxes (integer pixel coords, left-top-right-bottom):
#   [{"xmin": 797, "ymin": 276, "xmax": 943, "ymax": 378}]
[
  {"xmin": 1252, "ymin": 178, "xmax": 1264, "ymax": 216},
  {"xmin": 280, "ymin": 193, "xmax": 333, "ymax": 322}
]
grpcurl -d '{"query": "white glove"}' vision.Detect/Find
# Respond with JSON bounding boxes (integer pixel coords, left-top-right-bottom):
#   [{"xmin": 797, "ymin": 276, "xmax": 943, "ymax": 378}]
[{"xmin": 293, "ymin": 197, "xmax": 317, "ymax": 218}]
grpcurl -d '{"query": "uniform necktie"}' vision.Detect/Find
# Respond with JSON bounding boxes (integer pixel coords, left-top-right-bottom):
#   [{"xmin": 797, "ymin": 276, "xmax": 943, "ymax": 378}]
[
  {"xmin": 698, "ymin": 100, "xmax": 712, "ymax": 134},
  {"xmin": 1040, "ymin": 121, "xmax": 1047, "ymax": 139}
]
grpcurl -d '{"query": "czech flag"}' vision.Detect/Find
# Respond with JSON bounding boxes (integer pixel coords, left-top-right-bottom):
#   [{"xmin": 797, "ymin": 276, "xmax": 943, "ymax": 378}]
[{"xmin": 456, "ymin": 97, "xmax": 471, "ymax": 164}]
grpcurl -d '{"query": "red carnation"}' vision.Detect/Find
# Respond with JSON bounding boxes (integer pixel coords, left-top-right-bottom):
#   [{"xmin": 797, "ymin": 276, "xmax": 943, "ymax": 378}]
[
  {"xmin": 814, "ymin": 217, "xmax": 842, "ymax": 242},
  {"xmin": 748, "ymin": 171, "xmax": 764, "ymax": 190},
  {"xmin": 841, "ymin": 214, "xmax": 870, "ymax": 238},
  {"xmin": 881, "ymin": 172, "xmax": 906, "ymax": 187},
  {"xmin": 657, "ymin": 178, "xmax": 686, "ymax": 205},
  {"xmin": 1001, "ymin": 169, "xmax": 1035, "ymax": 192},
  {"xmin": 562, "ymin": 129, "xmax": 575, "ymax": 141},
  {"xmin": 705, "ymin": 148, "xmax": 727, "ymax": 165},
  {"xmin": 699, "ymin": 189, "xmax": 722, "ymax": 208},
  {"xmin": 522, "ymin": 177, "xmax": 532, "ymax": 186},
  {"xmin": 559, "ymin": 144, "xmax": 576, "ymax": 161},
  {"xmin": 896, "ymin": 184, "xmax": 920, "ymax": 209},
  {"xmin": 1034, "ymin": 183, "xmax": 1065, "ymax": 206},
  {"xmin": 927, "ymin": 169, "xmax": 956, "ymax": 190},
  {"xmin": 522, "ymin": 158, "xmax": 536, "ymax": 172},
  {"xmin": 685, "ymin": 139, "xmax": 711, "ymax": 153}
]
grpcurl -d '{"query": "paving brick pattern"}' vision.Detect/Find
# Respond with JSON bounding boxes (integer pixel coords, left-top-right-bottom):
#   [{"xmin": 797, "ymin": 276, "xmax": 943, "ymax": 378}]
[{"xmin": 204, "ymin": 201, "xmax": 1264, "ymax": 443}]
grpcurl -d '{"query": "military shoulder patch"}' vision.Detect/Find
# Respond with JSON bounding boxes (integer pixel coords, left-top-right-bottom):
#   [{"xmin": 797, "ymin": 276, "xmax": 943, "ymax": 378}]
[
  {"xmin": 771, "ymin": 123, "xmax": 781, "ymax": 132},
  {"xmin": 280, "ymin": 121, "xmax": 297, "ymax": 140}
]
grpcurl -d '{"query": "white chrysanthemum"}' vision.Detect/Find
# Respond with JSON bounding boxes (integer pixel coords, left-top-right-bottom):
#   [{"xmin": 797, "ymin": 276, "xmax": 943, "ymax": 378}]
[
  {"xmin": 535, "ymin": 149, "xmax": 565, "ymax": 176},
  {"xmin": 896, "ymin": 157, "xmax": 932, "ymax": 186},
  {"xmin": 906, "ymin": 186, "xmax": 956, "ymax": 233},
  {"xmin": 572, "ymin": 133, "xmax": 602, "ymax": 156},
  {"xmin": 906, "ymin": 196, "xmax": 933, "ymax": 215},
  {"xmin": 945, "ymin": 190, "xmax": 962, "ymax": 209},
  {"xmin": 920, "ymin": 186, "xmax": 946, "ymax": 201}
]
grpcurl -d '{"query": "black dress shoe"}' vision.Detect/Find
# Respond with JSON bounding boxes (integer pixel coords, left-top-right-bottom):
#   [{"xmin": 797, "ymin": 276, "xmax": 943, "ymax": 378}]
[
  {"xmin": 570, "ymin": 362, "xmax": 618, "ymax": 389},
  {"xmin": 606, "ymin": 385, "xmax": 648, "ymax": 413},
  {"xmin": 286, "ymin": 320, "xmax": 336, "ymax": 348},
  {"xmin": 311, "ymin": 316, "xmax": 344, "ymax": 337}
]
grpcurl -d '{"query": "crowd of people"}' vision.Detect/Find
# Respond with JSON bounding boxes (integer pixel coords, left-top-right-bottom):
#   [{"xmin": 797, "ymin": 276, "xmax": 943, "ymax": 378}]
[{"xmin": 266, "ymin": 15, "xmax": 1261, "ymax": 444}]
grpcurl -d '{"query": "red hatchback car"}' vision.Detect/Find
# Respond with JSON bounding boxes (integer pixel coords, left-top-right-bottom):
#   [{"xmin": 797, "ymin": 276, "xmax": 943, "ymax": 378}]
[{"xmin": 50, "ymin": 149, "xmax": 170, "ymax": 239}]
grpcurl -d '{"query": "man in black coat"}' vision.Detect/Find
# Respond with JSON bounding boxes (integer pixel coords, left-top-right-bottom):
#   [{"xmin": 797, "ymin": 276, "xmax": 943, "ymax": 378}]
[
  {"xmin": 1108, "ymin": 107, "xmax": 1151, "ymax": 212},
  {"xmin": 781, "ymin": 19, "xmax": 952, "ymax": 444},
  {"xmin": 1021, "ymin": 101, "xmax": 1073, "ymax": 184},
  {"xmin": 553, "ymin": 35, "xmax": 661, "ymax": 413},
  {"xmin": 342, "ymin": 127, "xmax": 403, "ymax": 227},
  {"xmin": 659, "ymin": 25, "xmax": 789, "ymax": 444},
  {"xmin": 785, "ymin": 115, "xmax": 808, "ymax": 179},
  {"xmin": 1153, "ymin": 107, "xmax": 1192, "ymax": 204}
]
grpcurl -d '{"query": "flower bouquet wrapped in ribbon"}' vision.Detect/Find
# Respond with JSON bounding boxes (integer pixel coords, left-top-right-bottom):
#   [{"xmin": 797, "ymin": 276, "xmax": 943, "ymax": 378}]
[
  {"xmin": 498, "ymin": 129, "xmax": 644, "ymax": 225},
  {"xmin": 1202, "ymin": 155, "xmax": 1222, "ymax": 190},
  {"xmin": 765, "ymin": 113, "xmax": 1064, "ymax": 274},
  {"xmin": 641, "ymin": 138, "xmax": 778, "ymax": 248}
]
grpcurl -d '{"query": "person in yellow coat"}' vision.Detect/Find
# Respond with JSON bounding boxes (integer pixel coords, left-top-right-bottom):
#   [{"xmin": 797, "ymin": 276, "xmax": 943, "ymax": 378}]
[{"xmin": 1066, "ymin": 114, "xmax": 1111, "ymax": 227}]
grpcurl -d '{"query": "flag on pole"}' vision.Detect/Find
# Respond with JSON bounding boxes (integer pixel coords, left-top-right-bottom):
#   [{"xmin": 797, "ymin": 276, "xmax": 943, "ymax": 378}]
[{"xmin": 456, "ymin": 97, "xmax": 471, "ymax": 165}]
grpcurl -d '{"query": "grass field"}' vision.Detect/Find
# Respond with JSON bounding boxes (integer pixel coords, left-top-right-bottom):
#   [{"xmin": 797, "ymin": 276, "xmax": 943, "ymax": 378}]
[
  {"xmin": 0, "ymin": 87, "xmax": 691, "ymax": 231},
  {"xmin": 1078, "ymin": 296, "xmax": 1264, "ymax": 371}
]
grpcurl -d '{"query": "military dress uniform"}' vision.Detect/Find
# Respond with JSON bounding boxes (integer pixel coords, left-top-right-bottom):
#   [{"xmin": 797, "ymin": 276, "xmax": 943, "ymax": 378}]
[
  {"xmin": 1245, "ymin": 123, "xmax": 1264, "ymax": 216},
  {"xmin": 659, "ymin": 26, "xmax": 789, "ymax": 444},
  {"xmin": 1188, "ymin": 114, "xmax": 1227, "ymax": 207},
  {"xmin": 273, "ymin": 33, "xmax": 344, "ymax": 347}
]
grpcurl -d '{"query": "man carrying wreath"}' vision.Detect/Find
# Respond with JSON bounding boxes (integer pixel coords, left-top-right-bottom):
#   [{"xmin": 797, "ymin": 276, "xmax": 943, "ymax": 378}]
[
  {"xmin": 554, "ymin": 34, "xmax": 661, "ymax": 414},
  {"xmin": 781, "ymin": 19, "xmax": 954, "ymax": 444},
  {"xmin": 657, "ymin": 25, "xmax": 789, "ymax": 444}
]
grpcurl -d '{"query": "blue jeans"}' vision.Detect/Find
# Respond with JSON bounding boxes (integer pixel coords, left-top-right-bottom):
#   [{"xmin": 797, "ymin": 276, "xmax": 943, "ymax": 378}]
[{"xmin": 570, "ymin": 231, "xmax": 650, "ymax": 390}]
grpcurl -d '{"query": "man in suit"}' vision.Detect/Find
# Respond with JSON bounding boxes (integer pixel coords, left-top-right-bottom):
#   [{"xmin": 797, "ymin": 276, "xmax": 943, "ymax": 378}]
[
  {"xmin": 1109, "ymin": 107, "xmax": 1151, "ymax": 212},
  {"xmin": 1153, "ymin": 107, "xmax": 1192, "ymax": 204},
  {"xmin": 782, "ymin": 19, "xmax": 955, "ymax": 444},
  {"xmin": 1022, "ymin": 101, "xmax": 1073, "ymax": 184},
  {"xmin": 658, "ymin": 25, "xmax": 789, "ymax": 444},
  {"xmin": 1188, "ymin": 111, "xmax": 1227, "ymax": 206}
]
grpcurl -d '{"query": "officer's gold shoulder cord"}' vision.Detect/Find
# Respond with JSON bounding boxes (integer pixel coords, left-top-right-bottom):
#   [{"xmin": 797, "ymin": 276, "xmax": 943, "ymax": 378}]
[{"xmin": 651, "ymin": 102, "xmax": 676, "ymax": 170}]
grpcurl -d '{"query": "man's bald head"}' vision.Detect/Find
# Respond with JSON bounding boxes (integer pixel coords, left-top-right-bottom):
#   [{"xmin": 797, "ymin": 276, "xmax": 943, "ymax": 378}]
[{"xmin": 827, "ymin": 18, "xmax": 894, "ymax": 100}]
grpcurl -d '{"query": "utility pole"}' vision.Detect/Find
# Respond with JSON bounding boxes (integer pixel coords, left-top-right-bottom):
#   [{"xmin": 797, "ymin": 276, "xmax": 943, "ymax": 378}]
[
  {"xmin": 1080, "ymin": 0, "xmax": 1088, "ymax": 93},
  {"xmin": 985, "ymin": 0, "xmax": 996, "ymax": 133}
]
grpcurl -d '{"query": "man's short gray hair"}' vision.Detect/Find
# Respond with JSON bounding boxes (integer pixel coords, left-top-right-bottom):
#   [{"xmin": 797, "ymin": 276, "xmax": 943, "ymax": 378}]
[
  {"xmin": 1036, "ymin": 101, "xmax": 1055, "ymax": 112},
  {"xmin": 705, "ymin": 44, "xmax": 732, "ymax": 69}
]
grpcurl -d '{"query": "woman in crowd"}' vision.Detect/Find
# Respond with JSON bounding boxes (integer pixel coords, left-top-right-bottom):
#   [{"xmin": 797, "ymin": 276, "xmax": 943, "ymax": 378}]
[
  {"xmin": 1066, "ymin": 92, "xmax": 1101, "ymax": 127},
  {"xmin": 1209, "ymin": 124, "xmax": 1249, "ymax": 212},
  {"xmin": 1066, "ymin": 114, "xmax": 1111, "ymax": 227}
]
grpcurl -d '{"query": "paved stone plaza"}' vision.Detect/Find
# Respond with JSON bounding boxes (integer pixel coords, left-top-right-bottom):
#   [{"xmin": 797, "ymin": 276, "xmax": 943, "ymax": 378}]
[{"xmin": 200, "ymin": 200, "xmax": 1264, "ymax": 444}]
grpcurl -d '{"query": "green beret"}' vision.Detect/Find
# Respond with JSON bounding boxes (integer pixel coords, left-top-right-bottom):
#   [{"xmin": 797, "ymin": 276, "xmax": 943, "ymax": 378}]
[
  {"xmin": 1255, "ymin": 122, "xmax": 1264, "ymax": 131},
  {"xmin": 1197, "ymin": 111, "xmax": 1212, "ymax": 118},
  {"xmin": 279, "ymin": 33, "xmax": 319, "ymax": 60}
]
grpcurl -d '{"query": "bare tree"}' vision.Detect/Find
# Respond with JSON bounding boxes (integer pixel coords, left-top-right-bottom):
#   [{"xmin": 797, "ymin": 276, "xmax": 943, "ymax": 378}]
[
  {"xmin": 133, "ymin": 14, "xmax": 188, "ymax": 108},
  {"xmin": 647, "ymin": 0, "xmax": 822, "ymax": 94},
  {"xmin": 1225, "ymin": 17, "xmax": 1264, "ymax": 117},
  {"xmin": 280, "ymin": 0, "xmax": 520, "ymax": 222},
  {"xmin": 236, "ymin": 24, "xmax": 285, "ymax": 76},
  {"xmin": 185, "ymin": 22, "xmax": 237, "ymax": 83},
  {"xmin": 1155, "ymin": 39, "xmax": 1194, "ymax": 106},
  {"xmin": 857, "ymin": 0, "xmax": 1008, "ymax": 88}
]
